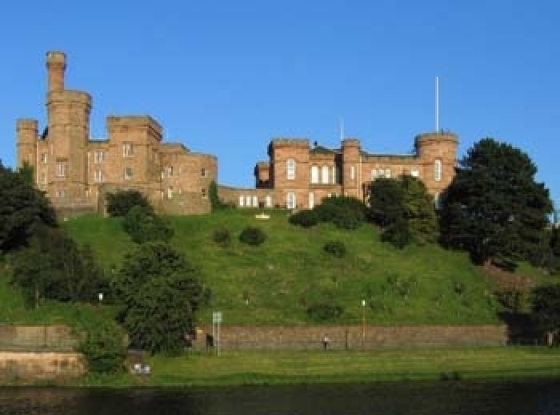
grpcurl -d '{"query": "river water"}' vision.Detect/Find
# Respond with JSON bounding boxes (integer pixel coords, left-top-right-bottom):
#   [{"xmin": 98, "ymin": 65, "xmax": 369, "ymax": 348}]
[{"xmin": 0, "ymin": 379, "xmax": 559, "ymax": 414}]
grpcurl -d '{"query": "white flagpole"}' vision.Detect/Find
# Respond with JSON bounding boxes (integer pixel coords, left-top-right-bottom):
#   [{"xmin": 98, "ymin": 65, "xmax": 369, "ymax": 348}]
[{"xmin": 435, "ymin": 76, "xmax": 440, "ymax": 132}]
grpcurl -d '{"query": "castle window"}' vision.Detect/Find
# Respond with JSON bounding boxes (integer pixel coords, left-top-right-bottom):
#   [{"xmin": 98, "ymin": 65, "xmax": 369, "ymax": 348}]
[
  {"xmin": 252, "ymin": 196, "xmax": 258, "ymax": 207},
  {"xmin": 94, "ymin": 170, "xmax": 104, "ymax": 183},
  {"xmin": 321, "ymin": 165, "xmax": 329, "ymax": 184},
  {"xmin": 201, "ymin": 168, "xmax": 207, "ymax": 178},
  {"xmin": 286, "ymin": 159, "xmax": 296, "ymax": 180},
  {"xmin": 124, "ymin": 167, "xmax": 133, "ymax": 180},
  {"xmin": 385, "ymin": 168, "xmax": 392, "ymax": 178},
  {"xmin": 201, "ymin": 188, "xmax": 207, "ymax": 198},
  {"xmin": 55, "ymin": 189, "xmax": 66, "ymax": 198},
  {"xmin": 310, "ymin": 165, "xmax": 319, "ymax": 184},
  {"xmin": 41, "ymin": 153, "xmax": 48, "ymax": 164},
  {"xmin": 308, "ymin": 192, "xmax": 315, "ymax": 209},
  {"xmin": 239, "ymin": 195, "xmax": 245, "ymax": 207},
  {"xmin": 332, "ymin": 166, "xmax": 337, "ymax": 184},
  {"xmin": 265, "ymin": 195, "xmax": 272, "ymax": 208},
  {"xmin": 167, "ymin": 186, "xmax": 174, "ymax": 199},
  {"xmin": 122, "ymin": 142, "xmax": 134, "ymax": 157},
  {"xmin": 371, "ymin": 169, "xmax": 378, "ymax": 180},
  {"xmin": 166, "ymin": 166, "xmax": 173, "ymax": 177},
  {"xmin": 286, "ymin": 192, "xmax": 296, "ymax": 209},
  {"xmin": 350, "ymin": 166, "xmax": 355, "ymax": 180},
  {"xmin": 245, "ymin": 195, "xmax": 251, "ymax": 206},
  {"xmin": 55, "ymin": 159, "xmax": 68, "ymax": 178},
  {"xmin": 94, "ymin": 150, "xmax": 105, "ymax": 164},
  {"xmin": 434, "ymin": 160, "xmax": 442, "ymax": 182},
  {"xmin": 411, "ymin": 167, "xmax": 420, "ymax": 178}
]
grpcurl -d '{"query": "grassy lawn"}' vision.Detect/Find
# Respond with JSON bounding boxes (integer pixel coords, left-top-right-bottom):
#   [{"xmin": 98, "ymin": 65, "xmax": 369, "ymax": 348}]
[
  {"xmin": 75, "ymin": 347, "xmax": 560, "ymax": 387},
  {"xmin": 61, "ymin": 210, "xmax": 548, "ymax": 327}
]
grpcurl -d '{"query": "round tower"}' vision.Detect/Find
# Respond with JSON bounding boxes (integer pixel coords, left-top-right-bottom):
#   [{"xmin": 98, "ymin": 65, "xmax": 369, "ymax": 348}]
[
  {"xmin": 16, "ymin": 118, "xmax": 38, "ymax": 169},
  {"xmin": 414, "ymin": 132, "xmax": 459, "ymax": 194},
  {"xmin": 46, "ymin": 51, "xmax": 66, "ymax": 92}
]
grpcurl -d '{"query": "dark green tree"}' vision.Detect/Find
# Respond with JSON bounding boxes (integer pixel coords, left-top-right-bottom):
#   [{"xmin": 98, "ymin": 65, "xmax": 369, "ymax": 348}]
[
  {"xmin": 0, "ymin": 162, "xmax": 57, "ymax": 252},
  {"xmin": 531, "ymin": 283, "xmax": 560, "ymax": 334},
  {"xmin": 105, "ymin": 189, "xmax": 154, "ymax": 217},
  {"xmin": 123, "ymin": 205, "xmax": 174, "ymax": 244},
  {"xmin": 439, "ymin": 138, "xmax": 552, "ymax": 267},
  {"xmin": 113, "ymin": 242, "xmax": 206, "ymax": 354},
  {"xmin": 400, "ymin": 175, "xmax": 439, "ymax": 244},
  {"xmin": 367, "ymin": 178, "xmax": 405, "ymax": 228},
  {"xmin": 78, "ymin": 319, "xmax": 127, "ymax": 374},
  {"xmin": 314, "ymin": 195, "xmax": 366, "ymax": 229}
]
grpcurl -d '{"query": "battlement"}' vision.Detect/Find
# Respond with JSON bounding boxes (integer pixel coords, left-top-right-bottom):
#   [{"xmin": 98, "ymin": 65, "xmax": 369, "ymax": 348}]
[
  {"xmin": 106, "ymin": 115, "xmax": 162, "ymax": 139},
  {"xmin": 414, "ymin": 131, "xmax": 458, "ymax": 145},
  {"xmin": 341, "ymin": 138, "xmax": 361, "ymax": 147},
  {"xmin": 46, "ymin": 90, "xmax": 92, "ymax": 109},
  {"xmin": 46, "ymin": 51, "xmax": 66, "ymax": 67},
  {"xmin": 16, "ymin": 118, "xmax": 38, "ymax": 131},
  {"xmin": 270, "ymin": 138, "xmax": 310, "ymax": 147}
]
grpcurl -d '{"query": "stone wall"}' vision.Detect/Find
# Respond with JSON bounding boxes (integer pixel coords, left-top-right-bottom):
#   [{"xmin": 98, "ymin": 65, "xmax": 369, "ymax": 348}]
[
  {"xmin": 0, "ymin": 325, "xmax": 77, "ymax": 351},
  {"xmin": 0, "ymin": 352, "xmax": 84, "ymax": 384},
  {"xmin": 197, "ymin": 324, "xmax": 508, "ymax": 351}
]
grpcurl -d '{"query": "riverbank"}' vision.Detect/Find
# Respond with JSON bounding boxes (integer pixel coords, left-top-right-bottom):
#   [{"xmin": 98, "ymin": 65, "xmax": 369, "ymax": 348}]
[{"xmin": 71, "ymin": 346, "xmax": 560, "ymax": 387}]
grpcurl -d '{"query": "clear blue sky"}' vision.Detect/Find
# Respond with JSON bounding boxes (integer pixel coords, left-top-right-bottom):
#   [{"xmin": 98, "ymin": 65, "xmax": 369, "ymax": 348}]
[{"xmin": 1, "ymin": 0, "xmax": 559, "ymax": 206}]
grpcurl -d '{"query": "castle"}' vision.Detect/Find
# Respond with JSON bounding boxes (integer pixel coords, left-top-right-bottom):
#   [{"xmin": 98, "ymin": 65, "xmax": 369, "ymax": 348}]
[{"xmin": 16, "ymin": 52, "xmax": 458, "ymax": 216}]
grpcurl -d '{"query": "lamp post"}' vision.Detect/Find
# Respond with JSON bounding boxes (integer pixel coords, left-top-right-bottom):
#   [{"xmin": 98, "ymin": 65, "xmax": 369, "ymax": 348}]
[{"xmin": 361, "ymin": 299, "xmax": 366, "ymax": 348}]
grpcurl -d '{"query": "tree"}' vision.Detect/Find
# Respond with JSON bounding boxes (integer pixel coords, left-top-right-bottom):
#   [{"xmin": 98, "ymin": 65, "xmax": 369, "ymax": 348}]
[
  {"xmin": 105, "ymin": 189, "xmax": 154, "ymax": 217},
  {"xmin": 531, "ymin": 284, "xmax": 560, "ymax": 334},
  {"xmin": 77, "ymin": 319, "xmax": 127, "ymax": 374},
  {"xmin": 439, "ymin": 138, "xmax": 552, "ymax": 267},
  {"xmin": 400, "ymin": 175, "xmax": 439, "ymax": 244},
  {"xmin": 314, "ymin": 195, "xmax": 366, "ymax": 229},
  {"xmin": 0, "ymin": 162, "xmax": 57, "ymax": 252},
  {"xmin": 123, "ymin": 205, "xmax": 174, "ymax": 244},
  {"xmin": 367, "ymin": 178, "xmax": 405, "ymax": 228},
  {"xmin": 113, "ymin": 242, "xmax": 206, "ymax": 354}
]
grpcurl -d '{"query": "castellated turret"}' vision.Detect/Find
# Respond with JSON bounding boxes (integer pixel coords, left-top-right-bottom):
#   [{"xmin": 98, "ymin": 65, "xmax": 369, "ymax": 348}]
[
  {"xmin": 16, "ymin": 119, "xmax": 39, "ymax": 168},
  {"xmin": 46, "ymin": 51, "xmax": 66, "ymax": 92},
  {"xmin": 414, "ymin": 131, "xmax": 459, "ymax": 194},
  {"xmin": 341, "ymin": 138, "xmax": 361, "ymax": 198}
]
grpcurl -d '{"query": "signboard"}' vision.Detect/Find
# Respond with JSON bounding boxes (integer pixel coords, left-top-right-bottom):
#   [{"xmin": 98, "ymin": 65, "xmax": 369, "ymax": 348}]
[{"xmin": 212, "ymin": 311, "xmax": 222, "ymax": 324}]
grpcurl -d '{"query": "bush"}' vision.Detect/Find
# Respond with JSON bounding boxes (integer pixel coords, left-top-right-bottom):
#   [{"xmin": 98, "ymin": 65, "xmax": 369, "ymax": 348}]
[
  {"xmin": 123, "ymin": 206, "xmax": 174, "ymax": 244},
  {"xmin": 306, "ymin": 302, "xmax": 344, "ymax": 322},
  {"xmin": 381, "ymin": 220, "xmax": 412, "ymax": 249},
  {"xmin": 77, "ymin": 320, "xmax": 127, "ymax": 374},
  {"xmin": 106, "ymin": 189, "xmax": 154, "ymax": 217},
  {"xmin": 323, "ymin": 240, "xmax": 347, "ymax": 258},
  {"xmin": 212, "ymin": 227, "xmax": 231, "ymax": 247},
  {"xmin": 289, "ymin": 210, "xmax": 319, "ymax": 228},
  {"xmin": 239, "ymin": 226, "xmax": 266, "ymax": 246},
  {"xmin": 314, "ymin": 196, "xmax": 365, "ymax": 229}
]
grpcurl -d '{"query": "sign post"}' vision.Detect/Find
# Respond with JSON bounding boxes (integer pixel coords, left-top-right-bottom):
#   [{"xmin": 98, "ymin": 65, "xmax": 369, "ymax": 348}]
[{"xmin": 212, "ymin": 311, "xmax": 222, "ymax": 356}]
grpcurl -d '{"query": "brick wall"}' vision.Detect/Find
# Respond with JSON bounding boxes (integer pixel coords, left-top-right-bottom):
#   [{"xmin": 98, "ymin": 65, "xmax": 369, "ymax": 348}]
[{"xmin": 0, "ymin": 325, "xmax": 78, "ymax": 351}]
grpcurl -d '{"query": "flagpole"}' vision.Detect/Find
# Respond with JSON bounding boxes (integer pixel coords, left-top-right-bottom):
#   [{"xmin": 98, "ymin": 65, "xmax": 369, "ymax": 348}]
[{"xmin": 435, "ymin": 76, "xmax": 440, "ymax": 132}]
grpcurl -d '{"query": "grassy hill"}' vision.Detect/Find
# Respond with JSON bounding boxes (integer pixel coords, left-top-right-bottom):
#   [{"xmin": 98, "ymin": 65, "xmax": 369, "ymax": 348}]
[{"xmin": 52, "ymin": 208, "xmax": 551, "ymax": 327}]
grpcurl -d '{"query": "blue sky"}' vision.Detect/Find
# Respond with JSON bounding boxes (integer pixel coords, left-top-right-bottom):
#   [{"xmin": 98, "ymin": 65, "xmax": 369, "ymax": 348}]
[{"xmin": 1, "ymin": 0, "xmax": 559, "ymax": 206}]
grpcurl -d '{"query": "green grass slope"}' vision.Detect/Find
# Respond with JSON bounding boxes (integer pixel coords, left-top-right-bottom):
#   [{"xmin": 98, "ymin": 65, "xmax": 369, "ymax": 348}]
[{"xmin": 61, "ymin": 209, "xmax": 519, "ymax": 327}]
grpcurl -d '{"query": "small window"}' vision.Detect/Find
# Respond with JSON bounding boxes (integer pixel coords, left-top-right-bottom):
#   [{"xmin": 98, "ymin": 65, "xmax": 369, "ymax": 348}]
[
  {"xmin": 41, "ymin": 153, "xmax": 48, "ymax": 164},
  {"xmin": 321, "ymin": 165, "xmax": 329, "ymax": 184},
  {"xmin": 350, "ymin": 166, "xmax": 355, "ymax": 180},
  {"xmin": 55, "ymin": 160, "xmax": 68, "ymax": 177},
  {"xmin": 94, "ymin": 170, "xmax": 104, "ymax": 183},
  {"xmin": 265, "ymin": 195, "xmax": 272, "ymax": 208},
  {"xmin": 201, "ymin": 188, "xmax": 207, "ymax": 198},
  {"xmin": 371, "ymin": 169, "xmax": 378, "ymax": 180},
  {"xmin": 201, "ymin": 168, "xmax": 207, "ymax": 178},
  {"xmin": 286, "ymin": 192, "xmax": 296, "ymax": 209},
  {"xmin": 252, "ymin": 196, "xmax": 258, "ymax": 207},
  {"xmin": 434, "ymin": 160, "xmax": 442, "ymax": 182},
  {"xmin": 310, "ymin": 165, "xmax": 319, "ymax": 184},
  {"xmin": 308, "ymin": 192, "xmax": 315, "ymax": 209},
  {"xmin": 94, "ymin": 150, "xmax": 105, "ymax": 163},
  {"xmin": 122, "ymin": 142, "xmax": 134, "ymax": 157},
  {"xmin": 166, "ymin": 166, "xmax": 173, "ymax": 177},
  {"xmin": 167, "ymin": 186, "xmax": 174, "ymax": 199},
  {"xmin": 124, "ymin": 167, "xmax": 133, "ymax": 180},
  {"xmin": 411, "ymin": 167, "xmax": 419, "ymax": 178},
  {"xmin": 287, "ymin": 159, "xmax": 296, "ymax": 180},
  {"xmin": 385, "ymin": 168, "xmax": 391, "ymax": 178},
  {"xmin": 55, "ymin": 189, "xmax": 66, "ymax": 198},
  {"xmin": 239, "ymin": 195, "xmax": 245, "ymax": 207}
]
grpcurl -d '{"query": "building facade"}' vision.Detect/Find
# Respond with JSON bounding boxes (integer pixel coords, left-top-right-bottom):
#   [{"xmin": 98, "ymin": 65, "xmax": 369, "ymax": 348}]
[
  {"xmin": 219, "ymin": 133, "xmax": 458, "ymax": 210},
  {"xmin": 16, "ymin": 51, "xmax": 217, "ymax": 216},
  {"xmin": 16, "ymin": 51, "xmax": 458, "ymax": 216}
]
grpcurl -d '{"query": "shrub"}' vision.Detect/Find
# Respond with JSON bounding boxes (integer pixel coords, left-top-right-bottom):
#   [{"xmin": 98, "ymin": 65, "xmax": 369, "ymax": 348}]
[
  {"xmin": 289, "ymin": 210, "xmax": 319, "ymax": 228},
  {"xmin": 123, "ymin": 206, "xmax": 174, "ymax": 244},
  {"xmin": 212, "ymin": 227, "xmax": 231, "ymax": 247},
  {"xmin": 239, "ymin": 226, "xmax": 266, "ymax": 246},
  {"xmin": 323, "ymin": 240, "xmax": 347, "ymax": 258},
  {"xmin": 306, "ymin": 302, "xmax": 344, "ymax": 322},
  {"xmin": 106, "ymin": 189, "xmax": 154, "ymax": 217},
  {"xmin": 314, "ymin": 196, "xmax": 365, "ymax": 229},
  {"xmin": 381, "ymin": 220, "xmax": 412, "ymax": 249},
  {"xmin": 77, "ymin": 320, "xmax": 127, "ymax": 374}
]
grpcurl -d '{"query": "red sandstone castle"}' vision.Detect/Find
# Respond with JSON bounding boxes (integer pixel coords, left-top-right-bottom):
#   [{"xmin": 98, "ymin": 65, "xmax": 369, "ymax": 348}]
[{"xmin": 17, "ymin": 52, "xmax": 458, "ymax": 215}]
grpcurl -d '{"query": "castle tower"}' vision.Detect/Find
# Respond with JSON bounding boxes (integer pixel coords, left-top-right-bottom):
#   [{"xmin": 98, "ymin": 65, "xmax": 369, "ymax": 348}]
[
  {"xmin": 45, "ymin": 51, "xmax": 92, "ymax": 200},
  {"xmin": 341, "ymin": 138, "xmax": 362, "ymax": 199},
  {"xmin": 16, "ymin": 118, "xmax": 39, "ymax": 170},
  {"xmin": 46, "ymin": 51, "xmax": 66, "ymax": 92},
  {"xmin": 414, "ymin": 132, "xmax": 458, "ymax": 195}
]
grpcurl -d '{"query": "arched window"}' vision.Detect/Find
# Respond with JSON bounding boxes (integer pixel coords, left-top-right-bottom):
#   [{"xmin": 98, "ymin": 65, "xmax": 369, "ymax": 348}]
[
  {"xmin": 287, "ymin": 159, "xmax": 296, "ymax": 180},
  {"xmin": 286, "ymin": 192, "xmax": 296, "ymax": 209},
  {"xmin": 321, "ymin": 165, "xmax": 329, "ymax": 184},
  {"xmin": 310, "ymin": 165, "xmax": 319, "ymax": 184},
  {"xmin": 434, "ymin": 160, "xmax": 442, "ymax": 182}
]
